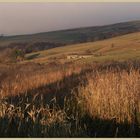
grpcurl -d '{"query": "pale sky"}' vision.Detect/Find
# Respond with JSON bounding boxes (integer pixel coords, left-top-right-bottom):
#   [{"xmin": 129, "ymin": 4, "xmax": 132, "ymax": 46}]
[{"xmin": 0, "ymin": 3, "xmax": 140, "ymax": 35}]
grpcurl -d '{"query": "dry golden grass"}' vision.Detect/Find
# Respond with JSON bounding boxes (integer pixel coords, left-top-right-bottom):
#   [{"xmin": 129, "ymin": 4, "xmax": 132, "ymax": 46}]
[
  {"xmin": 0, "ymin": 63, "xmax": 82, "ymax": 98},
  {"xmin": 79, "ymin": 70, "xmax": 140, "ymax": 124},
  {"xmin": 0, "ymin": 61, "xmax": 139, "ymax": 137}
]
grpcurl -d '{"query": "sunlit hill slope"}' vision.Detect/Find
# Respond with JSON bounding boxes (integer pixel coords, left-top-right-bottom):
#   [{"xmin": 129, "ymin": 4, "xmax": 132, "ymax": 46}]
[{"xmin": 26, "ymin": 32, "xmax": 140, "ymax": 64}]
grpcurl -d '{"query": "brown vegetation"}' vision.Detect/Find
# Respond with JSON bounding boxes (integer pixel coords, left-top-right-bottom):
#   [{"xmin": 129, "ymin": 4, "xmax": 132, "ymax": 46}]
[{"xmin": 0, "ymin": 60, "xmax": 139, "ymax": 137}]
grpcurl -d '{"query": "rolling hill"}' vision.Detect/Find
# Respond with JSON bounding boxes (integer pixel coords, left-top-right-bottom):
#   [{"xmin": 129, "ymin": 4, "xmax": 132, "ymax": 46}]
[
  {"xmin": 25, "ymin": 32, "xmax": 140, "ymax": 64},
  {"xmin": 1, "ymin": 20, "xmax": 140, "ymax": 53}
]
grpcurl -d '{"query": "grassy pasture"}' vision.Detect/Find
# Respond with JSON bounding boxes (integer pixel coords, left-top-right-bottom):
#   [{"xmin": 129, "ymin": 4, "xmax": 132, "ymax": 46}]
[{"xmin": 25, "ymin": 32, "xmax": 140, "ymax": 64}]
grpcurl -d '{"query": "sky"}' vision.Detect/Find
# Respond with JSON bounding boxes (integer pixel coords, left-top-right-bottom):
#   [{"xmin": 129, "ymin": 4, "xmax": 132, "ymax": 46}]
[{"xmin": 0, "ymin": 3, "xmax": 140, "ymax": 35}]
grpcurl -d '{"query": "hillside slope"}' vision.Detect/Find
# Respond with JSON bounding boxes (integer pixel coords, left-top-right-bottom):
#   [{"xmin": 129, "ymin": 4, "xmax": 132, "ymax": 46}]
[
  {"xmin": 26, "ymin": 32, "xmax": 140, "ymax": 64},
  {"xmin": 0, "ymin": 20, "xmax": 140, "ymax": 52}
]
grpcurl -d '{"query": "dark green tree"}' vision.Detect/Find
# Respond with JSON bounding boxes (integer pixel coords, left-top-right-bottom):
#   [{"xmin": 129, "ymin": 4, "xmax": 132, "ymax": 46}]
[{"xmin": 12, "ymin": 48, "xmax": 25, "ymax": 61}]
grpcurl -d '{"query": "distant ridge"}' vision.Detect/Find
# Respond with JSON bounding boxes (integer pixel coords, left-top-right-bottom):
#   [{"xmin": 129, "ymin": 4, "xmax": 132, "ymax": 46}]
[
  {"xmin": 5, "ymin": 20, "xmax": 140, "ymax": 37},
  {"xmin": 0, "ymin": 20, "xmax": 140, "ymax": 52}
]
